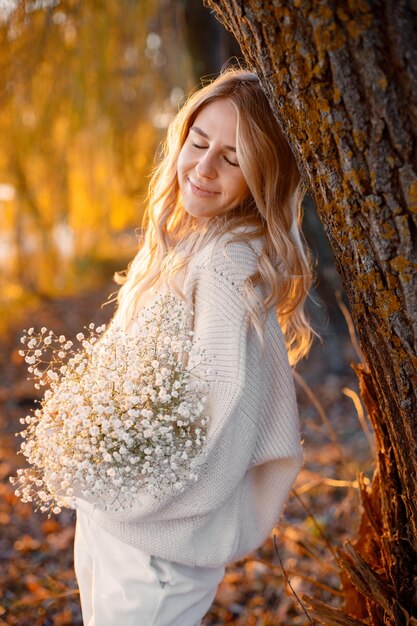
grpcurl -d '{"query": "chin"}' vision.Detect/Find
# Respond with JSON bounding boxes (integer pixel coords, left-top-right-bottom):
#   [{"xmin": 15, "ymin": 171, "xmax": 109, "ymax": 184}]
[
  {"xmin": 187, "ymin": 212, "xmax": 210, "ymax": 224},
  {"xmin": 184, "ymin": 205, "xmax": 207, "ymax": 219}
]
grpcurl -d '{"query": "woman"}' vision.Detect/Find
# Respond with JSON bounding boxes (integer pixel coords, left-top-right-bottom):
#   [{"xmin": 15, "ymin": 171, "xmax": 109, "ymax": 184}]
[{"xmin": 74, "ymin": 67, "xmax": 318, "ymax": 626}]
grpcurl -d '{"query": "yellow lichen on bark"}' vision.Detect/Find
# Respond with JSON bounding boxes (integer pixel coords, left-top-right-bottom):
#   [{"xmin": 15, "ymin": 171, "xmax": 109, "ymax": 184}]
[
  {"xmin": 386, "ymin": 273, "xmax": 398, "ymax": 289},
  {"xmin": 345, "ymin": 13, "xmax": 372, "ymax": 39},
  {"xmin": 294, "ymin": 43, "xmax": 316, "ymax": 88},
  {"xmin": 381, "ymin": 222, "xmax": 396, "ymax": 238},
  {"xmin": 340, "ymin": 170, "xmax": 368, "ymax": 197},
  {"xmin": 319, "ymin": 21, "xmax": 346, "ymax": 51},
  {"xmin": 315, "ymin": 3, "xmax": 333, "ymax": 20},
  {"xmin": 355, "ymin": 269, "xmax": 381, "ymax": 292},
  {"xmin": 352, "ymin": 129, "xmax": 366, "ymax": 150},
  {"xmin": 390, "ymin": 256, "xmax": 414, "ymax": 281},
  {"xmin": 373, "ymin": 288, "xmax": 402, "ymax": 316},
  {"xmin": 335, "ymin": 6, "xmax": 350, "ymax": 22},
  {"xmin": 347, "ymin": 0, "xmax": 371, "ymax": 14},
  {"xmin": 271, "ymin": 4, "xmax": 291, "ymax": 23},
  {"xmin": 346, "ymin": 168, "xmax": 369, "ymax": 193},
  {"xmin": 408, "ymin": 180, "xmax": 417, "ymax": 213},
  {"xmin": 333, "ymin": 87, "xmax": 342, "ymax": 104},
  {"xmin": 377, "ymin": 76, "xmax": 388, "ymax": 92}
]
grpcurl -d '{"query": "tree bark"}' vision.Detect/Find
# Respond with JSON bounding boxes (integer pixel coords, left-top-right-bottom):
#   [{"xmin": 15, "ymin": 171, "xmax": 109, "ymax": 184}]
[{"xmin": 204, "ymin": 1, "xmax": 417, "ymax": 624}]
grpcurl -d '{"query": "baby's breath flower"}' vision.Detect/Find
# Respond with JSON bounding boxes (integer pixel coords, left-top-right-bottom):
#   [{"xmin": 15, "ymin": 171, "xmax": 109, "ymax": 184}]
[{"xmin": 11, "ymin": 293, "xmax": 210, "ymax": 515}]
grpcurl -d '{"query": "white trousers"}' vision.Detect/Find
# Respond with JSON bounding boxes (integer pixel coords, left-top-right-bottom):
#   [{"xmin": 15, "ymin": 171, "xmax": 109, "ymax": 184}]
[{"xmin": 74, "ymin": 510, "xmax": 225, "ymax": 626}]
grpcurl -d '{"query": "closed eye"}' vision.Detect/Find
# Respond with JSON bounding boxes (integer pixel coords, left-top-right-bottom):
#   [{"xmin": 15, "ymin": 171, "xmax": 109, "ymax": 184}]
[
  {"xmin": 224, "ymin": 156, "xmax": 239, "ymax": 167},
  {"xmin": 191, "ymin": 142, "xmax": 239, "ymax": 167}
]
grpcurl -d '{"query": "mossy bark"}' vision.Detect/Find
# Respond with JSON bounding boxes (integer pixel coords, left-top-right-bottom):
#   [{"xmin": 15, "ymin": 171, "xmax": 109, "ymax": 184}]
[{"xmin": 204, "ymin": 1, "xmax": 417, "ymax": 623}]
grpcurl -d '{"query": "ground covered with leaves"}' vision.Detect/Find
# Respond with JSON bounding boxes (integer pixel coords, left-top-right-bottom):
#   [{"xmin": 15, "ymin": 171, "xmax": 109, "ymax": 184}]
[{"xmin": 0, "ymin": 287, "xmax": 373, "ymax": 625}]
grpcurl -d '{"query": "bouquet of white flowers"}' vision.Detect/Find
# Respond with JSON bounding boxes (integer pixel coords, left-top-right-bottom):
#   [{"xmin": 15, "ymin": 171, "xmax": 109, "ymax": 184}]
[{"xmin": 10, "ymin": 293, "xmax": 210, "ymax": 515}]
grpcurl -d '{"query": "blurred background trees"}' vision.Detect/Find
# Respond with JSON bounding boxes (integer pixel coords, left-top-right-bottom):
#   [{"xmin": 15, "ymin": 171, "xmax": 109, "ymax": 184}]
[{"xmin": 0, "ymin": 0, "xmax": 191, "ymax": 323}]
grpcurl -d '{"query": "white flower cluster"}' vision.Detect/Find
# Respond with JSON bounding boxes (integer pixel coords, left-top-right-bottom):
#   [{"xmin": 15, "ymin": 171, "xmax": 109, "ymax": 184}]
[{"xmin": 10, "ymin": 293, "xmax": 210, "ymax": 515}]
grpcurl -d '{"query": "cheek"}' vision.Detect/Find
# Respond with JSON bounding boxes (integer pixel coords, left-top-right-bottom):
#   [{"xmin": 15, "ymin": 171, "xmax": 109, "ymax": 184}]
[{"xmin": 177, "ymin": 144, "xmax": 192, "ymax": 176}]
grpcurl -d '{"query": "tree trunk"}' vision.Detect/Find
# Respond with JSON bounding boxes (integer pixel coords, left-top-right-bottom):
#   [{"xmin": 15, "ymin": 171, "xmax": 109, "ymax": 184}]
[{"xmin": 204, "ymin": 1, "xmax": 417, "ymax": 624}]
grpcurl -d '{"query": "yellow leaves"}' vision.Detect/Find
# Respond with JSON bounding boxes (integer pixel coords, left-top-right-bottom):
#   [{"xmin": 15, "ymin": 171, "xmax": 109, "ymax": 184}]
[
  {"xmin": 110, "ymin": 197, "xmax": 140, "ymax": 231},
  {"xmin": 0, "ymin": 0, "xmax": 174, "ymax": 307},
  {"xmin": 2, "ymin": 282, "xmax": 26, "ymax": 301}
]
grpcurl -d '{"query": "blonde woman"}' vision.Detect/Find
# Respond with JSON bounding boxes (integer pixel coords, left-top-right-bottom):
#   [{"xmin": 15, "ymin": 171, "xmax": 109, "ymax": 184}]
[{"xmin": 74, "ymin": 67, "xmax": 318, "ymax": 626}]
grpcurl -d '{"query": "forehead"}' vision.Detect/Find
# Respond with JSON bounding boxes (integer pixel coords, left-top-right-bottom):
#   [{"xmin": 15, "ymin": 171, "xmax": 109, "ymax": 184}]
[{"xmin": 192, "ymin": 99, "xmax": 238, "ymax": 142}]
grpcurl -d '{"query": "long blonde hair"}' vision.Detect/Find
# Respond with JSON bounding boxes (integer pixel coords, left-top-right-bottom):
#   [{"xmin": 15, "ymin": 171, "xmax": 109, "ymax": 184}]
[{"xmin": 113, "ymin": 67, "xmax": 320, "ymax": 366}]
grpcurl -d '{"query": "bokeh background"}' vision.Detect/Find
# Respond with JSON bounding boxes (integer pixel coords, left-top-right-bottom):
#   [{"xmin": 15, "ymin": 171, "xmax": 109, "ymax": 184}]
[{"xmin": 0, "ymin": 2, "xmax": 373, "ymax": 625}]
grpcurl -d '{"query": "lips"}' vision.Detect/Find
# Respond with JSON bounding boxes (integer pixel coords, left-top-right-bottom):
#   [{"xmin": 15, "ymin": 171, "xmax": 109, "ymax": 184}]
[{"xmin": 188, "ymin": 178, "xmax": 220, "ymax": 197}]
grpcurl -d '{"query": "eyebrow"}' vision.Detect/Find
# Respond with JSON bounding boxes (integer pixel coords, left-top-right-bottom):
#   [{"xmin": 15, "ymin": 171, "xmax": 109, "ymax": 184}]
[{"xmin": 190, "ymin": 126, "xmax": 236, "ymax": 153}]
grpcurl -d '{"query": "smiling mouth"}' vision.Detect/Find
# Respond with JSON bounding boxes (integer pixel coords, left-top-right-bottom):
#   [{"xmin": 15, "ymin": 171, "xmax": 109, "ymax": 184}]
[{"xmin": 188, "ymin": 178, "xmax": 220, "ymax": 197}]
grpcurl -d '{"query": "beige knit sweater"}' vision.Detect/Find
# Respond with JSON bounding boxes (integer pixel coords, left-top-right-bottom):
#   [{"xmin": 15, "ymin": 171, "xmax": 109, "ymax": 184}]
[{"xmin": 75, "ymin": 232, "xmax": 303, "ymax": 567}]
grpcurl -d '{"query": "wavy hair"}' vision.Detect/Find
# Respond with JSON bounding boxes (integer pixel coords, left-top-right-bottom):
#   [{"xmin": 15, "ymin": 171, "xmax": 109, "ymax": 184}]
[{"xmin": 112, "ymin": 67, "xmax": 320, "ymax": 366}]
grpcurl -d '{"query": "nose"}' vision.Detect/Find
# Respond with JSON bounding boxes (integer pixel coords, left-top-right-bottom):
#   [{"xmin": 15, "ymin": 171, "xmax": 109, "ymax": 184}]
[{"xmin": 195, "ymin": 149, "xmax": 217, "ymax": 179}]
